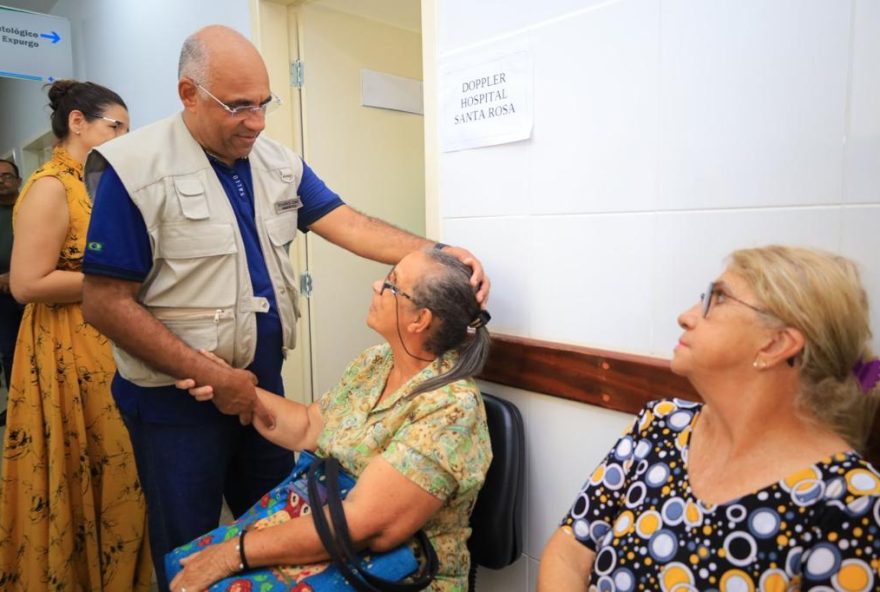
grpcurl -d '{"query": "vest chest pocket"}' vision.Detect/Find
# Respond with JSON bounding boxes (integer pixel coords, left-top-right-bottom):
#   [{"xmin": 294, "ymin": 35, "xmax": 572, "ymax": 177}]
[
  {"xmin": 174, "ymin": 177, "xmax": 211, "ymax": 220},
  {"xmin": 156, "ymin": 223, "xmax": 237, "ymax": 259},
  {"xmin": 263, "ymin": 214, "xmax": 302, "ymax": 342},
  {"xmin": 264, "ymin": 215, "xmax": 299, "ymax": 292},
  {"xmin": 151, "ymin": 223, "xmax": 238, "ymax": 308},
  {"xmin": 264, "ymin": 214, "xmax": 298, "ymax": 248}
]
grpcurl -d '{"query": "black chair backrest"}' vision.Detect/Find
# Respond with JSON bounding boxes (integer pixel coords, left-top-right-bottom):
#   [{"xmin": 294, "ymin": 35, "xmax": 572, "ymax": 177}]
[{"xmin": 468, "ymin": 392, "xmax": 525, "ymax": 570}]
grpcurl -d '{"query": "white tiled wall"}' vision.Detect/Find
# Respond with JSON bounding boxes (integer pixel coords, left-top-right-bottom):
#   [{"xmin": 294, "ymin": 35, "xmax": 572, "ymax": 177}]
[
  {"xmin": 845, "ymin": 0, "xmax": 880, "ymax": 205},
  {"xmin": 439, "ymin": 0, "xmax": 615, "ymax": 54},
  {"xmin": 435, "ymin": 1, "xmax": 880, "ymax": 590},
  {"xmin": 529, "ymin": 0, "xmax": 659, "ymax": 216},
  {"xmin": 658, "ymin": 1, "xmax": 851, "ymax": 210}
]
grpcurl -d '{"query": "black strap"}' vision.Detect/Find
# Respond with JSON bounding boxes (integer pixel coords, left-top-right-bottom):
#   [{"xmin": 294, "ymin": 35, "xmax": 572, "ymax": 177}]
[
  {"xmin": 308, "ymin": 457, "xmax": 439, "ymax": 592},
  {"xmin": 308, "ymin": 460, "xmax": 351, "ymax": 570}
]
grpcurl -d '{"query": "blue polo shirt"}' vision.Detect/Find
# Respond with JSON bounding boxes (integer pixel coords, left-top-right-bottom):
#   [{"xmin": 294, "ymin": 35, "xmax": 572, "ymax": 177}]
[{"xmin": 84, "ymin": 156, "xmax": 343, "ymax": 424}]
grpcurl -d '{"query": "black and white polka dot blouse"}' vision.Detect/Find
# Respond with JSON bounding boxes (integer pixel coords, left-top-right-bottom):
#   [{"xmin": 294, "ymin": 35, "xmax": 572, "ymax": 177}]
[{"xmin": 561, "ymin": 399, "xmax": 880, "ymax": 591}]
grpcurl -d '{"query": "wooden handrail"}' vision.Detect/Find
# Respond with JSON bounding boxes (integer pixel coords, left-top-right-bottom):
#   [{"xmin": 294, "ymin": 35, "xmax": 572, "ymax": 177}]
[{"xmin": 478, "ymin": 333, "xmax": 880, "ymax": 467}]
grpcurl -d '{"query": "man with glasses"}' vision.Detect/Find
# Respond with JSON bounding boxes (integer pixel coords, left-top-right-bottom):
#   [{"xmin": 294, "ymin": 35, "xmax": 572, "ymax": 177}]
[
  {"xmin": 0, "ymin": 158, "xmax": 22, "ymax": 426},
  {"xmin": 80, "ymin": 25, "xmax": 489, "ymax": 589}
]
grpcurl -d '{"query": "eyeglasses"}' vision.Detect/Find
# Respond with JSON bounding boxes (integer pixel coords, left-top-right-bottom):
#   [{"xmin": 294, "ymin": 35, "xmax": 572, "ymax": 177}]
[
  {"xmin": 92, "ymin": 115, "xmax": 128, "ymax": 135},
  {"xmin": 381, "ymin": 279, "xmax": 418, "ymax": 304},
  {"xmin": 700, "ymin": 281, "xmax": 769, "ymax": 318},
  {"xmin": 194, "ymin": 82, "xmax": 282, "ymax": 118},
  {"xmin": 0, "ymin": 173, "xmax": 19, "ymax": 181}
]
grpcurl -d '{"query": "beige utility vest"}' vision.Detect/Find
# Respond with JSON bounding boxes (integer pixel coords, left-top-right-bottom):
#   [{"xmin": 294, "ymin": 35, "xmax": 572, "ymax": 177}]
[{"xmin": 85, "ymin": 112, "xmax": 303, "ymax": 387}]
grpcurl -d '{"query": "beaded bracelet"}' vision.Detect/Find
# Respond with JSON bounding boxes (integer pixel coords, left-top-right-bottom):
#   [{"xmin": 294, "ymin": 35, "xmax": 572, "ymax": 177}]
[{"xmin": 235, "ymin": 530, "xmax": 250, "ymax": 572}]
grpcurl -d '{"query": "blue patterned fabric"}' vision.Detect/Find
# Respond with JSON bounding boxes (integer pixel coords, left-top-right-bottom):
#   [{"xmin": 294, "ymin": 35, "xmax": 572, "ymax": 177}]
[{"xmin": 165, "ymin": 451, "xmax": 419, "ymax": 591}]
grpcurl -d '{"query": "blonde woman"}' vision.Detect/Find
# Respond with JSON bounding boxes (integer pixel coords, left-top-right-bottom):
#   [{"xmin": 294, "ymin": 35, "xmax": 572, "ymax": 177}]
[{"xmin": 539, "ymin": 245, "xmax": 880, "ymax": 591}]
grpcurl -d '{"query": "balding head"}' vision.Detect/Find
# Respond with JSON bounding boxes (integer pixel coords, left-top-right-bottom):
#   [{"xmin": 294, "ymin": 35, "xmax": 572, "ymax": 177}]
[
  {"xmin": 178, "ymin": 25, "xmax": 265, "ymax": 85},
  {"xmin": 177, "ymin": 25, "xmax": 272, "ymax": 164}
]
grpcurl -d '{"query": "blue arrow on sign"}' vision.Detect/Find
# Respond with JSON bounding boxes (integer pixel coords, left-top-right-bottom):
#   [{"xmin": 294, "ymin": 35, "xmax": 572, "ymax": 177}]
[{"xmin": 40, "ymin": 31, "xmax": 61, "ymax": 44}]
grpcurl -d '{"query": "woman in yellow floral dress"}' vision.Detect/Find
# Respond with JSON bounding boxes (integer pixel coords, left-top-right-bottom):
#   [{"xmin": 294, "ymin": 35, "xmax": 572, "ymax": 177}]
[{"xmin": 0, "ymin": 80, "xmax": 151, "ymax": 591}]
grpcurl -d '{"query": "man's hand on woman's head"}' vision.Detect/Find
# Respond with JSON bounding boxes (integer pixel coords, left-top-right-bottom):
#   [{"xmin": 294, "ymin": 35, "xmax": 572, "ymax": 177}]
[{"xmin": 438, "ymin": 245, "xmax": 491, "ymax": 307}]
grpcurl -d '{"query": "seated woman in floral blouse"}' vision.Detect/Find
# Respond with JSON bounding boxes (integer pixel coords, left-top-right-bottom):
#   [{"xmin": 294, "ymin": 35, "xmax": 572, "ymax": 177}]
[
  {"xmin": 539, "ymin": 245, "xmax": 880, "ymax": 591},
  {"xmin": 170, "ymin": 249, "xmax": 493, "ymax": 591}
]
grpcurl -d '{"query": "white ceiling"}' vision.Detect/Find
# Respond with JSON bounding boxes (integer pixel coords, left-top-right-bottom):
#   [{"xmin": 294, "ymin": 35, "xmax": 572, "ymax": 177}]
[{"xmin": 0, "ymin": 0, "xmax": 58, "ymax": 14}]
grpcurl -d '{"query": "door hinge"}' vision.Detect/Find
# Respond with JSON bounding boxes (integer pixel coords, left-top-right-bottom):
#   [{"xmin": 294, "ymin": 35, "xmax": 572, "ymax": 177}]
[
  {"xmin": 290, "ymin": 59, "xmax": 304, "ymax": 88},
  {"xmin": 299, "ymin": 270, "xmax": 313, "ymax": 298}
]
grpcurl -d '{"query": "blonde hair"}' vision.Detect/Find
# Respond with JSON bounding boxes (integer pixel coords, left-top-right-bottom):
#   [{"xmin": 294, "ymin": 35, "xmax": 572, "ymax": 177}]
[{"xmin": 728, "ymin": 245, "xmax": 879, "ymax": 451}]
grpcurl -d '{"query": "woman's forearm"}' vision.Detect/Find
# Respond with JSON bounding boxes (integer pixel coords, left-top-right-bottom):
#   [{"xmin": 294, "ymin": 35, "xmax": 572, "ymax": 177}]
[
  {"xmin": 538, "ymin": 529, "xmax": 595, "ymax": 592},
  {"xmin": 251, "ymin": 389, "xmax": 323, "ymax": 451},
  {"xmin": 244, "ymin": 498, "xmax": 400, "ymax": 569},
  {"xmin": 246, "ymin": 511, "xmax": 340, "ymax": 567},
  {"xmin": 174, "ymin": 455, "xmax": 443, "ymax": 589},
  {"xmin": 11, "ymin": 269, "xmax": 83, "ymax": 304}
]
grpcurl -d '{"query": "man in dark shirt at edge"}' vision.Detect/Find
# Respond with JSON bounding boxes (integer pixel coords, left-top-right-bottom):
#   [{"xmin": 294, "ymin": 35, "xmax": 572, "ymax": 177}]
[{"xmin": 0, "ymin": 158, "xmax": 23, "ymax": 426}]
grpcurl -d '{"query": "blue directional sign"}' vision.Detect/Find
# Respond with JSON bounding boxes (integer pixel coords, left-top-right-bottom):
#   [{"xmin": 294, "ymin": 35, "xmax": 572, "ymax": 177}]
[{"xmin": 0, "ymin": 6, "xmax": 73, "ymax": 82}]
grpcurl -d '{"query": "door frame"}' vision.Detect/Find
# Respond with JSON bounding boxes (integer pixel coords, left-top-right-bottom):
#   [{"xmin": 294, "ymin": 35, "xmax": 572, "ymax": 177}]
[
  {"xmin": 252, "ymin": 0, "xmax": 313, "ymax": 404},
  {"xmin": 252, "ymin": 0, "xmax": 434, "ymax": 402},
  {"xmin": 420, "ymin": 0, "xmax": 441, "ymax": 239}
]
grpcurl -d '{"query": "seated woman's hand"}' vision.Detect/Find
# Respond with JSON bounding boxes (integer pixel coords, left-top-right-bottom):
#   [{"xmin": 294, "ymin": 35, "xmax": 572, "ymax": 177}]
[{"xmin": 168, "ymin": 536, "xmax": 240, "ymax": 592}]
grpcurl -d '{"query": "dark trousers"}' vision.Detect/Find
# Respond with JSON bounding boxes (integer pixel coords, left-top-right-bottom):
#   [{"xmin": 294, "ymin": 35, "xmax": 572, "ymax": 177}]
[
  {"xmin": 121, "ymin": 412, "xmax": 295, "ymax": 591},
  {"xmin": 0, "ymin": 293, "xmax": 23, "ymax": 389}
]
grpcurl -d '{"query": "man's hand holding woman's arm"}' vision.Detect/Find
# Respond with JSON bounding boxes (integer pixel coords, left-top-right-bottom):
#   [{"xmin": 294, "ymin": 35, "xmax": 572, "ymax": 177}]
[{"xmin": 177, "ymin": 350, "xmax": 324, "ymax": 451}]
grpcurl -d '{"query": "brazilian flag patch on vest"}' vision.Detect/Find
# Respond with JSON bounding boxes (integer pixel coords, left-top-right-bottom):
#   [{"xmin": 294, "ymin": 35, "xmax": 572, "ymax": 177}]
[{"xmin": 87, "ymin": 241, "xmax": 103, "ymax": 252}]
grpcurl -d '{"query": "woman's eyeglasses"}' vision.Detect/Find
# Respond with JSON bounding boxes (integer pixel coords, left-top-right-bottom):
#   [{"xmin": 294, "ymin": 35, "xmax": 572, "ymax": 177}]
[
  {"xmin": 91, "ymin": 115, "xmax": 128, "ymax": 135},
  {"xmin": 700, "ymin": 282, "xmax": 769, "ymax": 318},
  {"xmin": 381, "ymin": 279, "xmax": 417, "ymax": 304}
]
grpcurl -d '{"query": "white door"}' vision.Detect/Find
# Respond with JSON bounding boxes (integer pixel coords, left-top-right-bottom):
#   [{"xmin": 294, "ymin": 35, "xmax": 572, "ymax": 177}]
[{"xmin": 258, "ymin": 0, "xmax": 425, "ymax": 401}]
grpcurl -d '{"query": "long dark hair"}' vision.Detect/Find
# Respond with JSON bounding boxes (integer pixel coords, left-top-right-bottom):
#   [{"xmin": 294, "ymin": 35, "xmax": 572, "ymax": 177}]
[
  {"xmin": 46, "ymin": 79, "xmax": 127, "ymax": 140},
  {"xmin": 408, "ymin": 250, "xmax": 491, "ymax": 396}
]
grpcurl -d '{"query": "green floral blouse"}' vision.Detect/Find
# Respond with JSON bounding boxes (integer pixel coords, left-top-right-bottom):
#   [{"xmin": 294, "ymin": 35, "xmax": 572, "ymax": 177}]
[{"xmin": 316, "ymin": 343, "xmax": 493, "ymax": 591}]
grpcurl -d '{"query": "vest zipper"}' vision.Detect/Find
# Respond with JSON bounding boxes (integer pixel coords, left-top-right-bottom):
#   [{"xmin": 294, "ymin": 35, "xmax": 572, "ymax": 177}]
[{"xmin": 151, "ymin": 307, "xmax": 231, "ymax": 322}]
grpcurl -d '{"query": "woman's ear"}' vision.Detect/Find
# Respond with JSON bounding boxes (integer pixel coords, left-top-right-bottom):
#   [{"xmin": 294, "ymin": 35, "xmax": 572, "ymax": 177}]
[
  {"xmin": 758, "ymin": 326, "xmax": 805, "ymax": 369},
  {"xmin": 407, "ymin": 308, "xmax": 433, "ymax": 335},
  {"xmin": 68, "ymin": 109, "xmax": 86, "ymax": 135}
]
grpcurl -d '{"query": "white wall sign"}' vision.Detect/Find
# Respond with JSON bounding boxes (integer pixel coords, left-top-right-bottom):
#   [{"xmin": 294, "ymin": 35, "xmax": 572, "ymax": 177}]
[
  {"xmin": 440, "ymin": 50, "xmax": 533, "ymax": 152},
  {"xmin": 0, "ymin": 6, "xmax": 73, "ymax": 82}
]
